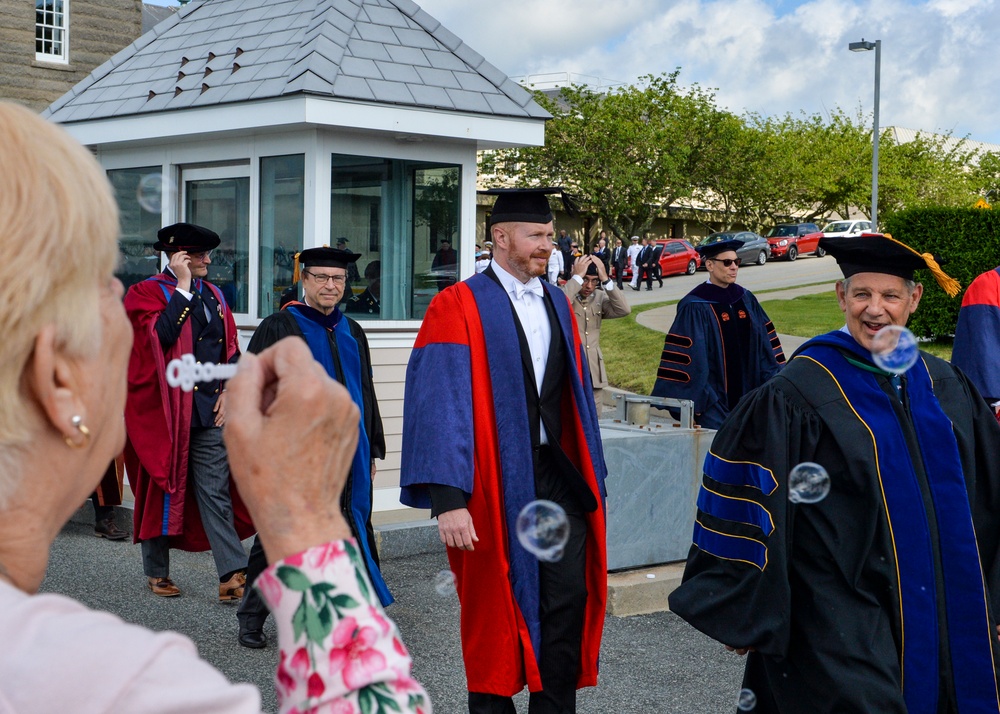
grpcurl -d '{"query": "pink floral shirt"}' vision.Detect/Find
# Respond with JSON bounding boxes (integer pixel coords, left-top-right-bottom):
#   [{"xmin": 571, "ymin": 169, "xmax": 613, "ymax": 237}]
[{"xmin": 258, "ymin": 539, "xmax": 431, "ymax": 714}]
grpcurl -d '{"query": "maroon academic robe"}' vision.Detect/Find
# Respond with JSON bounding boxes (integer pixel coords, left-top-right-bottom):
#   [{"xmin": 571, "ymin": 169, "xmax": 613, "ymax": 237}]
[{"xmin": 123, "ymin": 275, "xmax": 254, "ymax": 550}]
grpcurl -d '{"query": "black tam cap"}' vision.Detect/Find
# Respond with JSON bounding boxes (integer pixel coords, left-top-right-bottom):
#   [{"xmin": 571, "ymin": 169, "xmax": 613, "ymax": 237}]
[
  {"xmin": 153, "ymin": 223, "xmax": 220, "ymax": 252},
  {"xmin": 298, "ymin": 246, "xmax": 361, "ymax": 269},
  {"xmin": 821, "ymin": 234, "xmax": 961, "ymax": 297},
  {"xmin": 480, "ymin": 187, "xmax": 579, "ymax": 226},
  {"xmin": 698, "ymin": 239, "xmax": 743, "ymax": 259}
]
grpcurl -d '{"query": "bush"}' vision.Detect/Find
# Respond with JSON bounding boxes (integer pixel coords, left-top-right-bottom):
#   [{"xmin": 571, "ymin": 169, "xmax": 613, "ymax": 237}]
[{"xmin": 883, "ymin": 207, "xmax": 1000, "ymax": 338}]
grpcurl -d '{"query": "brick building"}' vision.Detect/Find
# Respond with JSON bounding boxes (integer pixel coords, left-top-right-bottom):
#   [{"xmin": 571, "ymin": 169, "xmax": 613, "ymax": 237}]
[{"xmin": 0, "ymin": 0, "xmax": 143, "ymax": 111}]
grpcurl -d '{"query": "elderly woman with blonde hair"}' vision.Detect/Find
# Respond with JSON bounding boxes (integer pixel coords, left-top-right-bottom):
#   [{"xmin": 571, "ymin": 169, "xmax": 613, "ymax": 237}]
[{"xmin": 0, "ymin": 102, "xmax": 430, "ymax": 713}]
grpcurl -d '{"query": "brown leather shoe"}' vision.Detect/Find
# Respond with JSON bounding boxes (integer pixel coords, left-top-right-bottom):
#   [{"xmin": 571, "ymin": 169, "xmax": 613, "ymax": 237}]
[
  {"xmin": 147, "ymin": 577, "xmax": 181, "ymax": 597},
  {"xmin": 94, "ymin": 517, "xmax": 127, "ymax": 541},
  {"xmin": 219, "ymin": 571, "xmax": 247, "ymax": 602}
]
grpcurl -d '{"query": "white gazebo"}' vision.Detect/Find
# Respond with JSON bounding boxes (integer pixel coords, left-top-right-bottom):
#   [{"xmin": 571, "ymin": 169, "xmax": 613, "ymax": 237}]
[{"xmin": 45, "ymin": 0, "xmax": 547, "ymax": 521}]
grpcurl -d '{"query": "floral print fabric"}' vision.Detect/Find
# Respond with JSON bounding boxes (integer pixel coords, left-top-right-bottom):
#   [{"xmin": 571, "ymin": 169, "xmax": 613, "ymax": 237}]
[{"xmin": 257, "ymin": 539, "xmax": 431, "ymax": 714}]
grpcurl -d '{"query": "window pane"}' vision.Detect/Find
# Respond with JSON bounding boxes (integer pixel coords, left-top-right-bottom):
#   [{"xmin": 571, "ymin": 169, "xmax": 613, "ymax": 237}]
[
  {"xmin": 108, "ymin": 167, "xmax": 164, "ymax": 292},
  {"xmin": 259, "ymin": 155, "xmax": 304, "ymax": 318},
  {"xmin": 412, "ymin": 165, "xmax": 460, "ymax": 317},
  {"xmin": 332, "ymin": 157, "xmax": 388, "ymax": 316},
  {"xmin": 186, "ymin": 177, "xmax": 250, "ymax": 314},
  {"xmin": 331, "ymin": 155, "xmax": 460, "ymax": 321}
]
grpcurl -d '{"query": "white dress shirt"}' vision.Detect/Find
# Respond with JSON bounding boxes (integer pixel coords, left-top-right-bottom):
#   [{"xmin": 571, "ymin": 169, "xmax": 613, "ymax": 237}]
[{"xmin": 492, "ymin": 261, "xmax": 552, "ymax": 444}]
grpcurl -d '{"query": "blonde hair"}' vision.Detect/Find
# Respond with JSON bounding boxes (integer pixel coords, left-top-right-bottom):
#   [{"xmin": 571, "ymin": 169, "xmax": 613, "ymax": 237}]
[{"xmin": 0, "ymin": 102, "xmax": 119, "ymax": 494}]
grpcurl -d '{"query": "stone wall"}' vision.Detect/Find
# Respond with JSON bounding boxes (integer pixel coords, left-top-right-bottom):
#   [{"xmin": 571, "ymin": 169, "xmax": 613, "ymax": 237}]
[{"xmin": 0, "ymin": 0, "xmax": 142, "ymax": 112}]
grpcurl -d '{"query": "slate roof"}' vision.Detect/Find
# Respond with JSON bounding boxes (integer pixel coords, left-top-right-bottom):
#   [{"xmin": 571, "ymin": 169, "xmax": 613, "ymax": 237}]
[{"xmin": 45, "ymin": 0, "xmax": 548, "ymax": 124}]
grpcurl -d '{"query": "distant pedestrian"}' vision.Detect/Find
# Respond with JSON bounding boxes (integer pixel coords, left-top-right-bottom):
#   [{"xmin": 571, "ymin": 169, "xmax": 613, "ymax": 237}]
[
  {"xmin": 649, "ymin": 240, "xmax": 665, "ymax": 287},
  {"xmin": 547, "ymin": 239, "xmax": 564, "ymax": 283},
  {"xmin": 611, "ymin": 237, "xmax": 627, "ymax": 289},
  {"xmin": 627, "ymin": 236, "xmax": 642, "ymax": 290}
]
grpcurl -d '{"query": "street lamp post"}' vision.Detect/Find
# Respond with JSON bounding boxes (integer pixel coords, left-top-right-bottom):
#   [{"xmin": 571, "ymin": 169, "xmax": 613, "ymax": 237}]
[{"xmin": 849, "ymin": 38, "xmax": 881, "ymax": 230}]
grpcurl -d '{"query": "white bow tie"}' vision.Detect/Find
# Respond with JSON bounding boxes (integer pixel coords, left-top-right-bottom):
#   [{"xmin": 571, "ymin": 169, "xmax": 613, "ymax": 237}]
[{"xmin": 513, "ymin": 279, "xmax": 544, "ymax": 301}]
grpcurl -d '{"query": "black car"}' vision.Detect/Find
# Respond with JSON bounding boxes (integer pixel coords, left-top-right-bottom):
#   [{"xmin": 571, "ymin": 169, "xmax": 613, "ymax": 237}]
[{"xmin": 700, "ymin": 231, "xmax": 771, "ymax": 267}]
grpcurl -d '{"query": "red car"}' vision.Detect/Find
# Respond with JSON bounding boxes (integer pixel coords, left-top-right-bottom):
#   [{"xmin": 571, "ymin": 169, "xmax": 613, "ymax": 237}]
[
  {"xmin": 619, "ymin": 239, "xmax": 701, "ymax": 280},
  {"xmin": 765, "ymin": 223, "xmax": 825, "ymax": 261}
]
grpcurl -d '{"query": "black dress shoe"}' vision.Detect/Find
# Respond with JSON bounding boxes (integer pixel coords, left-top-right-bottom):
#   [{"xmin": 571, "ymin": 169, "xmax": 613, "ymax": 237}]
[
  {"xmin": 95, "ymin": 517, "xmax": 127, "ymax": 541},
  {"xmin": 630, "ymin": 286, "xmax": 639, "ymax": 291},
  {"xmin": 238, "ymin": 627, "xmax": 266, "ymax": 649}
]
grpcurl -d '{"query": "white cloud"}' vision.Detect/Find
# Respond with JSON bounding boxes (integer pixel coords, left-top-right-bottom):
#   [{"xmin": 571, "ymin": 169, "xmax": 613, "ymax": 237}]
[{"xmin": 417, "ymin": 0, "xmax": 1000, "ymax": 145}]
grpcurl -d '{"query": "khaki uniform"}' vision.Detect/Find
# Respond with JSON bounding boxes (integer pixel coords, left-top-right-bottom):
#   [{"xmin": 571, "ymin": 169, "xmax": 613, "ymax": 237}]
[{"xmin": 563, "ymin": 277, "xmax": 631, "ymax": 409}]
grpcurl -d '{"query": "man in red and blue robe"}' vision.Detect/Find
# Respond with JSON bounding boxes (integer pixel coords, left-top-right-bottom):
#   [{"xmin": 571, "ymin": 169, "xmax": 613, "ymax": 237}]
[{"xmin": 401, "ymin": 188, "xmax": 607, "ymax": 713}]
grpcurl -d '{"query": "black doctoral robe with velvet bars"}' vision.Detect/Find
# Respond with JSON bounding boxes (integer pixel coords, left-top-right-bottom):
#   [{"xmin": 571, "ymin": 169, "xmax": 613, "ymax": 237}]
[{"xmin": 669, "ymin": 330, "xmax": 1000, "ymax": 713}]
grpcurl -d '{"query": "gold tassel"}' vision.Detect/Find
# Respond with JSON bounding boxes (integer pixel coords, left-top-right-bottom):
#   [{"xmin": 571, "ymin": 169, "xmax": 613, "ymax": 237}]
[
  {"xmin": 883, "ymin": 234, "xmax": 961, "ymax": 298},
  {"xmin": 921, "ymin": 252, "xmax": 961, "ymax": 297},
  {"xmin": 292, "ymin": 252, "xmax": 301, "ymax": 285}
]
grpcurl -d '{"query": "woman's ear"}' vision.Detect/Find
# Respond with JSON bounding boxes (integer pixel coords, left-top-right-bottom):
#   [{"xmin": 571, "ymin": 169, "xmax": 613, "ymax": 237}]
[{"xmin": 25, "ymin": 325, "xmax": 85, "ymax": 443}]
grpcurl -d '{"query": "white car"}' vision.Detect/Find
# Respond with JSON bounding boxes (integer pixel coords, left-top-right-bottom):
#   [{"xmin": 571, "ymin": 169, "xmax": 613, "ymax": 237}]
[{"xmin": 822, "ymin": 219, "xmax": 872, "ymax": 238}]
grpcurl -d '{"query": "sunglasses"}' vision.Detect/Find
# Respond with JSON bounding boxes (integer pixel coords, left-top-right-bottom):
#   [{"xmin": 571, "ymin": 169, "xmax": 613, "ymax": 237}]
[{"xmin": 710, "ymin": 258, "xmax": 741, "ymax": 267}]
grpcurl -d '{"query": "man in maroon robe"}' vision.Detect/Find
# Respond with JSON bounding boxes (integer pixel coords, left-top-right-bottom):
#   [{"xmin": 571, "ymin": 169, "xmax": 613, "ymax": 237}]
[{"xmin": 124, "ymin": 222, "xmax": 254, "ymax": 599}]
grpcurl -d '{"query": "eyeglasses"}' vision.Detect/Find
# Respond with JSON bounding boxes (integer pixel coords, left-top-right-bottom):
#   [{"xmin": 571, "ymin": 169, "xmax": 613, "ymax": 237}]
[
  {"xmin": 304, "ymin": 270, "xmax": 347, "ymax": 285},
  {"xmin": 710, "ymin": 258, "xmax": 742, "ymax": 267},
  {"xmin": 188, "ymin": 250, "xmax": 212, "ymax": 260}
]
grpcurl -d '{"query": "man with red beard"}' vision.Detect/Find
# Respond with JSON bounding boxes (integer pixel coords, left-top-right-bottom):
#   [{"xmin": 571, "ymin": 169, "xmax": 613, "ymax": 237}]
[{"xmin": 401, "ymin": 188, "xmax": 608, "ymax": 713}]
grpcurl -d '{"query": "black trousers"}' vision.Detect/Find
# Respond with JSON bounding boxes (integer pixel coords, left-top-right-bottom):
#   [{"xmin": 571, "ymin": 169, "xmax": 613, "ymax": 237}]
[
  {"xmin": 469, "ymin": 447, "xmax": 589, "ymax": 714},
  {"xmin": 237, "ymin": 535, "xmax": 270, "ymax": 630}
]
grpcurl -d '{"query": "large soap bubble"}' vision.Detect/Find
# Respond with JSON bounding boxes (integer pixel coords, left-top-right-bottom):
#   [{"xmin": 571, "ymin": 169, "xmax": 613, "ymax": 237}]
[
  {"xmin": 433, "ymin": 570, "xmax": 456, "ymax": 597},
  {"xmin": 136, "ymin": 173, "xmax": 166, "ymax": 214},
  {"xmin": 870, "ymin": 324, "xmax": 919, "ymax": 375},
  {"xmin": 516, "ymin": 500, "xmax": 570, "ymax": 562},
  {"xmin": 788, "ymin": 462, "xmax": 830, "ymax": 504},
  {"xmin": 737, "ymin": 688, "xmax": 757, "ymax": 711}
]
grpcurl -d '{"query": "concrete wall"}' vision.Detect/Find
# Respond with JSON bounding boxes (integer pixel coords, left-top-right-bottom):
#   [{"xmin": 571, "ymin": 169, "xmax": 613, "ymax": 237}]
[{"xmin": 0, "ymin": 0, "xmax": 142, "ymax": 112}]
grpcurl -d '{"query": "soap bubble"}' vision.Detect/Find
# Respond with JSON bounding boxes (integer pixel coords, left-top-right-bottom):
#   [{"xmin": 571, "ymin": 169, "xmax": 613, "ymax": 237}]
[
  {"xmin": 136, "ymin": 173, "xmax": 172, "ymax": 214},
  {"xmin": 516, "ymin": 500, "xmax": 570, "ymax": 562},
  {"xmin": 737, "ymin": 688, "xmax": 757, "ymax": 711},
  {"xmin": 788, "ymin": 462, "xmax": 830, "ymax": 504},
  {"xmin": 433, "ymin": 570, "xmax": 456, "ymax": 597},
  {"xmin": 870, "ymin": 324, "xmax": 919, "ymax": 375}
]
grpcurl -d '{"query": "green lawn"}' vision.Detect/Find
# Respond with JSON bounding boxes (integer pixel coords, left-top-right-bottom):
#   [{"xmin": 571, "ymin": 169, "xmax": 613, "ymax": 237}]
[
  {"xmin": 600, "ymin": 300, "xmax": 675, "ymax": 395},
  {"xmin": 602, "ymin": 290, "xmax": 953, "ymax": 393}
]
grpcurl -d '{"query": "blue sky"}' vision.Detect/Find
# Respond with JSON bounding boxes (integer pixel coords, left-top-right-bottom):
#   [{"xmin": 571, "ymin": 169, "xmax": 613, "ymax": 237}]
[{"xmin": 147, "ymin": 0, "xmax": 1000, "ymax": 146}]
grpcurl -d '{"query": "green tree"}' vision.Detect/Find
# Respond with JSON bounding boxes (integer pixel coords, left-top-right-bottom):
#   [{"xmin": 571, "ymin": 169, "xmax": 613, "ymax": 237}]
[{"xmin": 479, "ymin": 71, "xmax": 721, "ymax": 239}]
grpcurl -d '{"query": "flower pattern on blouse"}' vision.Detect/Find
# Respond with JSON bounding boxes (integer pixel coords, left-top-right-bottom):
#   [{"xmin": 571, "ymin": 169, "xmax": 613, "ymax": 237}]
[{"xmin": 256, "ymin": 539, "xmax": 431, "ymax": 714}]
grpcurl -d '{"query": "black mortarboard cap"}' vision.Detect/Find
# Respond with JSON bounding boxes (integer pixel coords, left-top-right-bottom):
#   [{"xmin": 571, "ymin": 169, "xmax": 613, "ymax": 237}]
[
  {"xmin": 698, "ymin": 239, "xmax": 744, "ymax": 259},
  {"xmin": 820, "ymin": 234, "xmax": 961, "ymax": 297},
  {"xmin": 298, "ymin": 246, "xmax": 361, "ymax": 269},
  {"xmin": 153, "ymin": 222, "xmax": 220, "ymax": 252},
  {"xmin": 480, "ymin": 187, "xmax": 579, "ymax": 226}
]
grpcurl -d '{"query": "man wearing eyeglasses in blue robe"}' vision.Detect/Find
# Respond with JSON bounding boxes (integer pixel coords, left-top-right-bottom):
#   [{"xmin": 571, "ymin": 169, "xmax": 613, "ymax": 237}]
[
  {"xmin": 235, "ymin": 246, "xmax": 390, "ymax": 650},
  {"xmin": 651, "ymin": 239, "xmax": 785, "ymax": 429}
]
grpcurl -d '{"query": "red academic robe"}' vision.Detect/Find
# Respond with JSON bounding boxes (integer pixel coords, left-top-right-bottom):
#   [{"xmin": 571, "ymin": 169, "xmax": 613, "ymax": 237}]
[
  {"xmin": 401, "ymin": 273, "xmax": 608, "ymax": 696},
  {"xmin": 123, "ymin": 275, "xmax": 254, "ymax": 550}
]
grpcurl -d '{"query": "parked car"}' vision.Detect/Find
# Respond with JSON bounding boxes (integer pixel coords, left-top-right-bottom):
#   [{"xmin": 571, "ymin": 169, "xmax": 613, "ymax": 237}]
[
  {"xmin": 765, "ymin": 223, "xmax": 825, "ymax": 261},
  {"xmin": 822, "ymin": 219, "xmax": 872, "ymax": 238},
  {"xmin": 699, "ymin": 231, "xmax": 770, "ymax": 267},
  {"xmin": 619, "ymin": 239, "xmax": 700, "ymax": 280}
]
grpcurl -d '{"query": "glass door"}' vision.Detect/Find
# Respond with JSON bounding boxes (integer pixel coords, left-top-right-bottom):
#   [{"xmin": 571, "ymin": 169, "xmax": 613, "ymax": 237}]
[{"xmin": 183, "ymin": 166, "xmax": 251, "ymax": 315}]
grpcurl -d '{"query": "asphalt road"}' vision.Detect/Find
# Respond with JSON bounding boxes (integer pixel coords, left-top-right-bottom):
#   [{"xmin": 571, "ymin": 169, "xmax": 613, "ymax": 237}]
[
  {"xmin": 619, "ymin": 252, "xmax": 843, "ymax": 307},
  {"xmin": 43, "ymin": 515, "xmax": 746, "ymax": 713}
]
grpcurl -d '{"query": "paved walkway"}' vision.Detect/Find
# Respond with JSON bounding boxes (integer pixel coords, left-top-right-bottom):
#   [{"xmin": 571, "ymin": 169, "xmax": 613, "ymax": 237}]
[
  {"xmin": 635, "ymin": 282, "xmax": 837, "ymax": 355},
  {"xmin": 48, "ymin": 513, "xmax": 744, "ymax": 713}
]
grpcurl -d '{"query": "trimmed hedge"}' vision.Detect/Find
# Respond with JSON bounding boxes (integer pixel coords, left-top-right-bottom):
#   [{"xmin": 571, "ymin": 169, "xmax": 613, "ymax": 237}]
[{"xmin": 883, "ymin": 207, "xmax": 1000, "ymax": 338}]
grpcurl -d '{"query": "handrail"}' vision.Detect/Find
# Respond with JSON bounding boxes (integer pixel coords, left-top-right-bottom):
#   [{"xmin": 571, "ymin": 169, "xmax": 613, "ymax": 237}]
[{"xmin": 609, "ymin": 393, "xmax": 696, "ymax": 429}]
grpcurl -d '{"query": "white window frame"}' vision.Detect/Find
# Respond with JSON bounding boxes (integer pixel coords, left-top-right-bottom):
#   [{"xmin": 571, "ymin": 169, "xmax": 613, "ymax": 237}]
[{"xmin": 35, "ymin": 0, "xmax": 69, "ymax": 64}]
